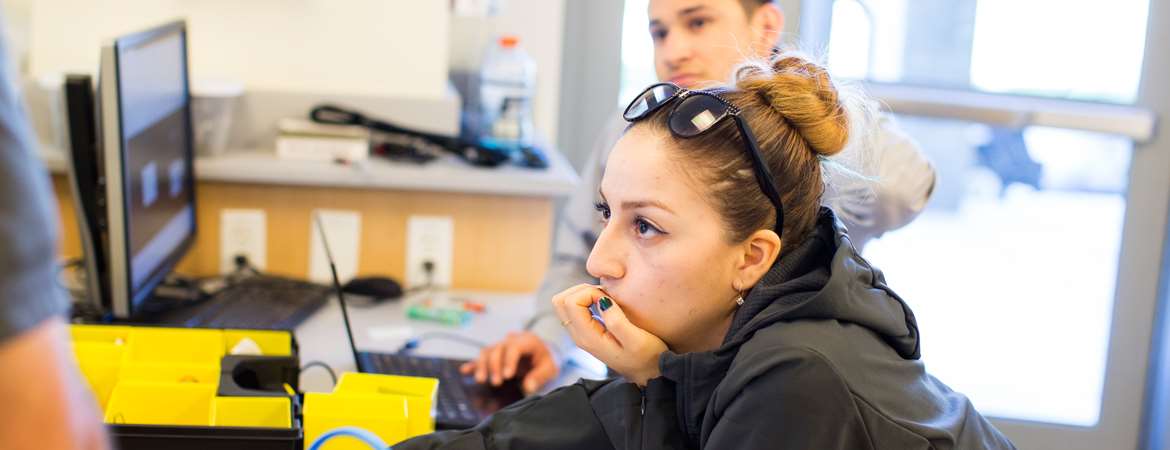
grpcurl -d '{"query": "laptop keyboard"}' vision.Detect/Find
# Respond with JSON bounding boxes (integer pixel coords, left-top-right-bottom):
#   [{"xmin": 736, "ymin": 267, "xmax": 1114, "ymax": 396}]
[{"xmin": 360, "ymin": 352, "xmax": 485, "ymax": 428}]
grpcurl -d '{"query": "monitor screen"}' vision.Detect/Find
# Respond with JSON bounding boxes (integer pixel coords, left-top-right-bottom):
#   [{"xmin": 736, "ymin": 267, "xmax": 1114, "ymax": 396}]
[{"xmin": 114, "ymin": 25, "xmax": 195, "ymax": 304}]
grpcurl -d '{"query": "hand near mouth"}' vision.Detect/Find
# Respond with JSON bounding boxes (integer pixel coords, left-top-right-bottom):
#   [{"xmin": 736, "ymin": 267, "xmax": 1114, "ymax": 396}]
[{"xmin": 551, "ymin": 284, "xmax": 667, "ymax": 387}]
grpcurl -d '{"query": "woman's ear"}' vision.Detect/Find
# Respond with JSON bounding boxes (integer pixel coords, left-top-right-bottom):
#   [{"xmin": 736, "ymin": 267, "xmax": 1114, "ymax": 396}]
[
  {"xmin": 749, "ymin": 3, "xmax": 784, "ymax": 56},
  {"xmin": 735, "ymin": 229, "xmax": 782, "ymax": 288}
]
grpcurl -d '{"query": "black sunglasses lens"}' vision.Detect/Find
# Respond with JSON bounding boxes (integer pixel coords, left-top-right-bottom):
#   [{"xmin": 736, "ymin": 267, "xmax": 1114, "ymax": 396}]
[
  {"xmin": 625, "ymin": 84, "xmax": 680, "ymax": 121},
  {"xmin": 670, "ymin": 94, "xmax": 730, "ymax": 137}
]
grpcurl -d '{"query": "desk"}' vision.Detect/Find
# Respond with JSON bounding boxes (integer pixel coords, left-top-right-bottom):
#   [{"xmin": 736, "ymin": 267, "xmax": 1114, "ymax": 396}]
[{"xmin": 293, "ymin": 290, "xmax": 606, "ymax": 394}]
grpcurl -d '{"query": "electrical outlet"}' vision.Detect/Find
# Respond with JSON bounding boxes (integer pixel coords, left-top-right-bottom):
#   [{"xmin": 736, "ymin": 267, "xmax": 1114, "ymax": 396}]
[
  {"xmin": 309, "ymin": 209, "xmax": 362, "ymax": 284},
  {"xmin": 219, "ymin": 209, "xmax": 267, "ymax": 273},
  {"xmin": 406, "ymin": 215, "xmax": 454, "ymax": 289}
]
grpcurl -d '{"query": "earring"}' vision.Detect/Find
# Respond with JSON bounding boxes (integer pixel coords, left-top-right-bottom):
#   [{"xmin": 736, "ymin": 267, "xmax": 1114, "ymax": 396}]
[{"xmin": 733, "ymin": 281, "xmax": 745, "ymax": 306}]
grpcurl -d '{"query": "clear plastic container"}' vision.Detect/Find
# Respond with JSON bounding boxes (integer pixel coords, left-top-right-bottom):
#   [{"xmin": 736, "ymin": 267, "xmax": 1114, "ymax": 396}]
[{"xmin": 478, "ymin": 35, "xmax": 536, "ymax": 154}]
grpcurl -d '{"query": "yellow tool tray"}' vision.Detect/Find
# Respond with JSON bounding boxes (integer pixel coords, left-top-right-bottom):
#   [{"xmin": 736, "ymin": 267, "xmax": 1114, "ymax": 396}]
[
  {"xmin": 304, "ymin": 372, "xmax": 440, "ymax": 449},
  {"xmin": 69, "ymin": 324, "xmax": 302, "ymax": 450}
]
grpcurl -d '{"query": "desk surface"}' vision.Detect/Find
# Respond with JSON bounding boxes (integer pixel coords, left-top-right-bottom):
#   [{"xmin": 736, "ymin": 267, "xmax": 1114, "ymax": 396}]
[
  {"xmin": 40, "ymin": 145, "xmax": 579, "ymax": 198},
  {"xmin": 293, "ymin": 290, "xmax": 605, "ymax": 394}
]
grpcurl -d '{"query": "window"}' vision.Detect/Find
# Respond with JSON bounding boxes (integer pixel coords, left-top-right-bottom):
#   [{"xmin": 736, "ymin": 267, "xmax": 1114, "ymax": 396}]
[
  {"xmin": 826, "ymin": 0, "xmax": 1149, "ymax": 103},
  {"xmin": 821, "ymin": 0, "xmax": 1149, "ymax": 428},
  {"xmin": 618, "ymin": 0, "xmax": 657, "ymax": 107},
  {"xmin": 865, "ymin": 119, "xmax": 1130, "ymax": 426}
]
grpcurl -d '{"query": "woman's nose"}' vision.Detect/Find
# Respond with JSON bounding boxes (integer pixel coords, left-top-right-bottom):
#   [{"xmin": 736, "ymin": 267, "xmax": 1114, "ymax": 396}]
[{"xmin": 586, "ymin": 225, "xmax": 625, "ymax": 281}]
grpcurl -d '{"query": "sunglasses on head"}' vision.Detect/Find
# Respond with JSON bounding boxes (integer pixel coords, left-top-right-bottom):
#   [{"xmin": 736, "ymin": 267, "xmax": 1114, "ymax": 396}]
[{"xmin": 623, "ymin": 82, "xmax": 785, "ymax": 236}]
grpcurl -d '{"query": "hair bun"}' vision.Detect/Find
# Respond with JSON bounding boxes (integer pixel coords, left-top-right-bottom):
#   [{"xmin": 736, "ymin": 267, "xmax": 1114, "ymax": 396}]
[{"xmin": 733, "ymin": 52, "xmax": 849, "ymax": 157}]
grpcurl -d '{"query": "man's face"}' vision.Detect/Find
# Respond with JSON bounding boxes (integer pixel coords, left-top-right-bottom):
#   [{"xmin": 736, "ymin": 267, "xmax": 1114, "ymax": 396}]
[{"xmin": 649, "ymin": 0, "xmax": 778, "ymax": 88}]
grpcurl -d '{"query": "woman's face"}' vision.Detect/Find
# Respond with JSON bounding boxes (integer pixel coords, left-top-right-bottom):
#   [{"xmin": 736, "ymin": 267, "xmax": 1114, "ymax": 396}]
[{"xmin": 587, "ymin": 127, "xmax": 743, "ymax": 353}]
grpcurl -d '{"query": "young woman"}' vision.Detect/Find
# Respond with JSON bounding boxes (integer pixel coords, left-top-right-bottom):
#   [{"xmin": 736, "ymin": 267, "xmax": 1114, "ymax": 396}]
[
  {"xmin": 464, "ymin": 0, "xmax": 937, "ymax": 394},
  {"xmin": 395, "ymin": 53, "xmax": 1014, "ymax": 450}
]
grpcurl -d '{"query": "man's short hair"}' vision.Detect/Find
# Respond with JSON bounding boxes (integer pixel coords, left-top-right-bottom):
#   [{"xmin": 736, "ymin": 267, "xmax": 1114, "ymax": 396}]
[{"xmin": 739, "ymin": 0, "xmax": 776, "ymax": 16}]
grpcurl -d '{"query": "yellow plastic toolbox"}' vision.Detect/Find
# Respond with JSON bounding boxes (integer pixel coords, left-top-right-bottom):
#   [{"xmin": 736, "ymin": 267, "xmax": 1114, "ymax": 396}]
[
  {"xmin": 304, "ymin": 372, "xmax": 440, "ymax": 449},
  {"xmin": 69, "ymin": 324, "xmax": 301, "ymax": 450}
]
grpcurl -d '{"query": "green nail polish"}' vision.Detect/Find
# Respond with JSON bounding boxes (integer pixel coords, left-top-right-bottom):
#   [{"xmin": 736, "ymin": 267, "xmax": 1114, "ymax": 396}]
[{"xmin": 599, "ymin": 296, "xmax": 613, "ymax": 311}]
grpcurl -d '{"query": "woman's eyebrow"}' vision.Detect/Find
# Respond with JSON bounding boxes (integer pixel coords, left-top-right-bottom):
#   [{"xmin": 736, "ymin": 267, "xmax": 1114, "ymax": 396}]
[
  {"xmin": 598, "ymin": 190, "xmax": 674, "ymax": 214},
  {"xmin": 622, "ymin": 199, "xmax": 675, "ymax": 214}
]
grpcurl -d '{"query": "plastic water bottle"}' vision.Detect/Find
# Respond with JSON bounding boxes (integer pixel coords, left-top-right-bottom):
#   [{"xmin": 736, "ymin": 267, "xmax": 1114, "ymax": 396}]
[{"xmin": 478, "ymin": 35, "xmax": 536, "ymax": 154}]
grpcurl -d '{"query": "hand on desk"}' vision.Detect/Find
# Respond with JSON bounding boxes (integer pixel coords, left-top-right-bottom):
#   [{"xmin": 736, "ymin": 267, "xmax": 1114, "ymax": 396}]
[{"xmin": 460, "ymin": 331, "xmax": 560, "ymax": 395}]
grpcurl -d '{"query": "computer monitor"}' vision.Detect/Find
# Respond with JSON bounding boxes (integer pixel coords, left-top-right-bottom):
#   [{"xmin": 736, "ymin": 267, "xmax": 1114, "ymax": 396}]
[{"xmin": 95, "ymin": 20, "xmax": 197, "ymax": 317}]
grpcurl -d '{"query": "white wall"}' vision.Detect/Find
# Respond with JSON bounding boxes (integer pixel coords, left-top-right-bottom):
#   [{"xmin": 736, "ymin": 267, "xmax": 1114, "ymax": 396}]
[
  {"xmin": 28, "ymin": 0, "xmax": 449, "ymax": 100},
  {"xmin": 14, "ymin": 0, "xmax": 568, "ymax": 143},
  {"xmin": 1, "ymin": 0, "xmax": 31, "ymax": 74}
]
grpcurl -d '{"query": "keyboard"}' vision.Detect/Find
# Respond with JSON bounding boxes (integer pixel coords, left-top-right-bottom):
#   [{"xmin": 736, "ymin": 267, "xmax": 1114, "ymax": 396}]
[
  {"xmin": 163, "ymin": 276, "xmax": 332, "ymax": 330},
  {"xmin": 357, "ymin": 351, "xmax": 525, "ymax": 429}
]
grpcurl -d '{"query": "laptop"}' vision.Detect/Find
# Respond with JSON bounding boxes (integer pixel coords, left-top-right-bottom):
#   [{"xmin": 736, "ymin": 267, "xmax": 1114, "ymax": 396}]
[{"xmin": 313, "ymin": 214, "xmax": 525, "ymax": 429}]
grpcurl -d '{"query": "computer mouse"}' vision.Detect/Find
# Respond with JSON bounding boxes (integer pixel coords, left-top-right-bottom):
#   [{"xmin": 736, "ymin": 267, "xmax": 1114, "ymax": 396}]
[{"xmin": 342, "ymin": 276, "xmax": 403, "ymax": 302}]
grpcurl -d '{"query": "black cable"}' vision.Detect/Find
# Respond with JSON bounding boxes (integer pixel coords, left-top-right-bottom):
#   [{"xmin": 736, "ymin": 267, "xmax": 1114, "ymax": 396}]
[
  {"xmin": 310, "ymin": 104, "xmax": 511, "ymax": 167},
  {"xmin": 301, "ymin": 361, "xmax": 338, "ymax": 387}
]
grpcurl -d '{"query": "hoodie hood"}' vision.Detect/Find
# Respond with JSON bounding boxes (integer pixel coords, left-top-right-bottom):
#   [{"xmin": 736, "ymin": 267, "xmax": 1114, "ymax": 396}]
[
  {"xmin": 725, "ymin": 206, "xmax": 921, "ymax": 358},
  {"xmin": 657, "ymin": 207, "xmax": 922, "ymax": 443}
]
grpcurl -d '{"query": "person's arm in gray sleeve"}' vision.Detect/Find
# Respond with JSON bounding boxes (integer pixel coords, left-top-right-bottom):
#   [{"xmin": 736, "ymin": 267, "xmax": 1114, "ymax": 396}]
[
  {"xmin": 830, "ymin": 114, "xmax": 936, "ymax": 249},
  {"xmin": 0, "ymin": 8, "xmax": 110, "ymax": 449},
  {"xmin": 0, "ymin": 71, "xmax": 68, "ymax": 342}
]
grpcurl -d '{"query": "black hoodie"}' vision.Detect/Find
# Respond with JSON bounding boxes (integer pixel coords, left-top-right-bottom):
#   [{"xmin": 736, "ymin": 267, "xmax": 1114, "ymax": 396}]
[{"xmin": 396, "ymin": 208, "xmax": 1015, "ymax": 450}]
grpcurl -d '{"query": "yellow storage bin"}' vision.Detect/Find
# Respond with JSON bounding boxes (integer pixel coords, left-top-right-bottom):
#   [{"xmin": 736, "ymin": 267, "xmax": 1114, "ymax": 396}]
[
  {"xmin": 304, "ymin": 392, "xmax": 410, "ymax": 450},
  {"xmin": 120, "ymin": 362, "xmax": 220, "ymax": 385},
  {"xmin": 125, "ymin": 328, "xmax": 225, "ymax": 365},
  {"xmin": 72, "ymin": 341, "xmax": 125, "ymax": 411},
  {"xmin": 104, "ymin": 382, "xmax": 215, "ymax": 426},
  {"xmin": 212, "ymin": 396, "xmax": 292, "ymax": 429},
  {"xmin": 224, "ymin": 329, "xmax": 293, "ymax": 356},
  {"xmin": 71, "ymin": 324, "xmax": 133, "ymax": 344},
  {"xmin": 70, "ymin": 324, "xmax": 301, "ymax": 438},
  {"xmin": 335, "ymin": 372, "xmax": 438, "ymax": 435}
]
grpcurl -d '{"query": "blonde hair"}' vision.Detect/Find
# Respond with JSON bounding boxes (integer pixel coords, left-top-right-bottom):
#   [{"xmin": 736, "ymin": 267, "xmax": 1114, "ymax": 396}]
[{"xmin": 633, "ymin": 51, "xmax": 875, "ymax": 249}]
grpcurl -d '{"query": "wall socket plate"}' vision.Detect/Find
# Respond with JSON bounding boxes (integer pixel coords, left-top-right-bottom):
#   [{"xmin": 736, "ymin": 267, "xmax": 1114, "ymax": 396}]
[
  {"xmin": 220, "ymin": 209, "xmax": 267, "ymax": 274},
  {"xmin": 406, "ymin": 215, "xmax": 454, "ymax": 288}
]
